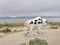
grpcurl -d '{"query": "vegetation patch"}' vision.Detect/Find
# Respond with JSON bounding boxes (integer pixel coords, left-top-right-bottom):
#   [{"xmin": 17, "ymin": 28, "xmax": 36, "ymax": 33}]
[
  {"xmin": 0, "ymin": 28, "xmax": 11, "ymax": 33},
  {"xmin": 50, "ymin": 26, "xmax": 58, "ymax": 29},
  {"xmin": 48, "ymin": 22, "xmax": 60, "ymax": 26},
  {"xmin": 47, "ymin": 22, "xmax": 60, "ymax": 29},
  {"xmin": 21, "ymin": 38, "xmax": 48, "ymax": 45},
  {"xmin": 21, "ymin": 43, "xmax": 26, "ymax": 45},
  {"xmin": 29, "ymin": 38, "xmax": 48, "ymax": 45},
  {"xmin": 0, "ymin": 22, "xmax": 24, "ymax": 28}
]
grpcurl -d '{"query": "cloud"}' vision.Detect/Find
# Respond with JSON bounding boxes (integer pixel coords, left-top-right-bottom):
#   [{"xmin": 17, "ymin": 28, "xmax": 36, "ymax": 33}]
[{"xmin": 0, "ymin": 0, "xmax": 60, "ymax": 16}]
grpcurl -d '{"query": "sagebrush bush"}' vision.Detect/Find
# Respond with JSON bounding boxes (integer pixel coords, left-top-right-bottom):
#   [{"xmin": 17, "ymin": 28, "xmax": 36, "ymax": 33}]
[
  {"xmin": 21, "ymin": 38, "xmax": 48, "ymax": 45},
  {"xmin": 50, "ymin": 26, "xmax": 58, "ymax": 29},
  {"xmin": 29, "ymin": 38, "xmax": 48, "ymax": 45},
  {"xmin": 21, "ymin": 43, "xmax": 26, "ymax": 45},
  {"xmin": 1, "ymin": 28, "xmax": 11, "ymax": 33}
]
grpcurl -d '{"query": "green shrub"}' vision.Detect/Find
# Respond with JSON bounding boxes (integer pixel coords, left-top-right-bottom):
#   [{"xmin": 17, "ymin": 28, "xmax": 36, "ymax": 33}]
[
  {"xmin": 48, "ymin": 22, "xmax": 60, "ymax": 26},
  {"xmin": 0, "ymin": 22, "xmax": 24, "ymax": 28},
  {"xmin": 50, "ymin": 26, "xmax": 58, "ymax": 29},
  {"xmin": 1, "ymin": 28, "xmax": 11, "ymax": 33},
  {"xmin": 21, "ymin": 43, "xmax": 26, "ymax": 45},
  {"xmin": 29, "ymin": 38, "xmax": 48, "ymax": 45}
]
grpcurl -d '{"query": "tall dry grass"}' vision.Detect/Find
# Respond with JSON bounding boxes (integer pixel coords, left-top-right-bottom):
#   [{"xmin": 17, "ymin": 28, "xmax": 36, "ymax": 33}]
[{"xmin": 0, "ymin": 22, "xmax": 24, "ymax": 28}]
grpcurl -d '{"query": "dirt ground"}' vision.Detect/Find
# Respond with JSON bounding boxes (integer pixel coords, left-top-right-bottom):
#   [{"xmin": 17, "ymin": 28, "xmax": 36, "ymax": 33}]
[{"xmin": 0, "ymin": 29, "xmax": 60, "ymax": 45}]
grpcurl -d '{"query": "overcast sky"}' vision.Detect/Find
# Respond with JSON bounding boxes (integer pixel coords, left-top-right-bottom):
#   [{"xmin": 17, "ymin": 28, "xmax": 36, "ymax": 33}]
[{"xmin": 0, "ymin": 0, "xmax": 60, "ymax": 16}]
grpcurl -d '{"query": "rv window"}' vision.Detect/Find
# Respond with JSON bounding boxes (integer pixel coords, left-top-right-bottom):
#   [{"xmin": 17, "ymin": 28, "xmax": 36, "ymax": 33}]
[
  {"xmin": 38, "ymin": 18, "xmax": 40, "ymax": 20},
  {"xmin": 34, "ymin": 22, "xmax": 37, "ymax": 24},
  {"xmin": 30, "ymin": 21, "xmax": 33, "ymax": 24},
  {"xmin": 38, "ymin": 22, "xmax": 43, "ymax": 24},
  {"xmin": 35, "ymin": 20, "xmax": 37, "ymax": 22},
  {"xmin": 38, "ymin": 19, "xmax": 42, "ymax": 21},
  {"xmin": 38, "ymin": 22, "xmax": 40, "ymax": 24}
]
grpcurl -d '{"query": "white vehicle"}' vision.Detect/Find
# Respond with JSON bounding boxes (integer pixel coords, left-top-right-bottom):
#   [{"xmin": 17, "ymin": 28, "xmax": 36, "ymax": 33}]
[{"xmin": 24, "ymin": 17, "xmax": 48, "ymax": 31}]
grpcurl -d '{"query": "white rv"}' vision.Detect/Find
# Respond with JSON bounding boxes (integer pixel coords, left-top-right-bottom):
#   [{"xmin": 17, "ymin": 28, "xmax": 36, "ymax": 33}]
[{"xmin": 24, "ymin": 17, "xmax": 47, "ymax": 31}]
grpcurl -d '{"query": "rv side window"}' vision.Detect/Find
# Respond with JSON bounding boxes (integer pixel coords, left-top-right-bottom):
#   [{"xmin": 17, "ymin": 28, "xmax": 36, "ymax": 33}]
[
  {"xmin": 38, "ymin": 18, "xmax": 40, "ymax": 20},
  {"xmin": 34, "ymin": 22, "xmax": 37, "ymax": 24},
  {"xmin": 38, "ymin": 22, "xmax": 43, "ymax": 24},
  {"xmin": 30, "ymin": 21, "xmax": 33, "ymax": 24},
  {"xmin": 35, "ymin": 20, "xmax": 37, "ymax": 22},
  {"xmin": 38, "ymin": 19, "xmax": 42, "ymax": 21},
  {"xmin": 38, "ymin": 22, "xmax": 40, "ymax": 24}
]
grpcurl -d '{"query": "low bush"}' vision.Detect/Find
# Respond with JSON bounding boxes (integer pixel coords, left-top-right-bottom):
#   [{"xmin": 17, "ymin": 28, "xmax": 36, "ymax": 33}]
[
  {"xmin": 21, "ymin": 43, "xmax": 26, "ymax": 45},
  {"xmin": 1, "ymin": 28, "xmax": 11, "ymax": 33},
  {"xmin": 29, "ymin": 38, "xmax": 48, "ymax": 45},
  {"xmin": 50, "ymin": 26, "xmax": 58, "ymax": 29},
  {"xmin": 21, "ymin": 38, "xmax": 48, "ymax": 45}
]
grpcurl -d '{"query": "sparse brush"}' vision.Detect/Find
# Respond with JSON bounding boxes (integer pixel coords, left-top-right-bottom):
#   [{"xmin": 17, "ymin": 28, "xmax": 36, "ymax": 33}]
[
  {"xmin": 50, "ymin": 26, "xmax": 58, "ymax": 29},
  {"xmin": 48, "ymin": 22, "xmax": 60, "ymax": 26},
  {"xmin": 21, "ymin": 43, "xmax": 26, "ymax": 45},
  {"xmin": 47, "ymin": 22, "xmax": 60, "ymax": 29},
  {"xmin": 0, "ymin": 22, "xmax": 24, "ymax": 28},
  {"xmin": 29, "ymin": 38, "xmax": 48, "ymax": 45},
  {"xmin": 21, "ymin": 38, "xmax": 48, "ymax": 45},
  {"xmin": 1, "ymin": 28, "xmax": 11, "ymax": 33}
]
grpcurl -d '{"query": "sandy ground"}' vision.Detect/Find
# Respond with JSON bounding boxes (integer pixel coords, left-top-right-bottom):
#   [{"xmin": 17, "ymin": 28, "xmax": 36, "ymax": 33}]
[{"xmin": 0, "ymin": 29, "xmax": 60, "ymax": 45}]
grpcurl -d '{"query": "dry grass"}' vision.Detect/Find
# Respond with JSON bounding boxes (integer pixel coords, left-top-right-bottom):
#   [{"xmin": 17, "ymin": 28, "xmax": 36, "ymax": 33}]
[
  {"xmin": 0, "ymin": 22, "xmax": 24, "ymax": 33},
  {"xmin": 0, "ymin": 22, "xmax": 60, "ymax": 29},
  {"xmin": 21, "ymin": 38, "xmax": 48, "ymax": 45},
  {"xmin": 48, "ymin": 22, "xmax": 60, "ymax": 26},
  {"xmin": 0, "ymin": 22, "xmax": 24, "ymax": 28},
  {"xmin": 47, "ymin": 22, "xmax": 60, "ymax": 29}
]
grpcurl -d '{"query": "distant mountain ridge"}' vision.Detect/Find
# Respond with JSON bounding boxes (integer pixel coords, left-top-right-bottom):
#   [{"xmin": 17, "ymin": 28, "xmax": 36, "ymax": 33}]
[{"xmin": 0, "ymin": 16, "xmax": 60, "ymax": 19}]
